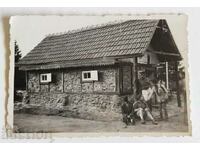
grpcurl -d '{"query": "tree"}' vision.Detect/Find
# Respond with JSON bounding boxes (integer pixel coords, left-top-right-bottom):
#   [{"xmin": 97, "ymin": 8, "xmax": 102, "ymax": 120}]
[
  {"xmin": 14, "ymin": 41, "xmax": 26, "ymax": 102},
  {"xmin": 15, "ymin": 41, "xmax": 22, "ymax": 63}
]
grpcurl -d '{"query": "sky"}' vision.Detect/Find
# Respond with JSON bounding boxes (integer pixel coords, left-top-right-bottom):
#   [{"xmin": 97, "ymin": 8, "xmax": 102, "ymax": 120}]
[{"xmin": 10, "ymin": 14, "xmax": 187, "ymax": 61}]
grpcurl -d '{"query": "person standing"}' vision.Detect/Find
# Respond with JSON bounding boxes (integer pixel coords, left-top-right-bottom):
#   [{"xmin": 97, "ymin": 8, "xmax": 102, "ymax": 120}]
[
  {"xmin": 156, "ymin": 79, "xmax": 169, "ymax": 120},
  {"xmin": 179, "ymin": 70, "xmax": 188, "ymax": 125}
]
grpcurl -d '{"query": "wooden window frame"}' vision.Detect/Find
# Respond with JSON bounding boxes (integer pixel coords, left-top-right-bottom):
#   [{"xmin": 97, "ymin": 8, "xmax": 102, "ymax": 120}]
[
  {"xmin": 81, "ymin": 70, "xmax": 99, "ymax": 82},
  {"xmin": 40, "ymin": 73, "xmax": 52, "ymax": 84}
]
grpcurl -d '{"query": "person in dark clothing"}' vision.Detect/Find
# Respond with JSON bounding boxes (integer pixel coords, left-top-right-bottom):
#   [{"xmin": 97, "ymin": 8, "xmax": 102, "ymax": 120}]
[
  {"xmin": 121, "ymin": 96, "xmax": 135, "ymax": 126},
  {"xmin": 178, "ymin": 70, "xmax": 188, "ymax": 124}
]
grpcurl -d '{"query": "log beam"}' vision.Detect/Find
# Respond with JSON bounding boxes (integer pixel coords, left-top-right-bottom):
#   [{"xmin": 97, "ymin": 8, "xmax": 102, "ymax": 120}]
[
  {"xmin": 175, "ymin": 61, "xmax": 181, "ymax": 107},
  {"xmin": 148, "ymin": 50, "xmax": 181, "ymax": 57}
]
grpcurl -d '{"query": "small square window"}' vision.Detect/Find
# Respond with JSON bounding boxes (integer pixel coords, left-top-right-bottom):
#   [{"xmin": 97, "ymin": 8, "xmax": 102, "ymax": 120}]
[
  {"xmin": 40, "ymin": 73, "xmax": 52, "ymax": 83},
  {"xmin": 82, "ymin": 71, "xmax": 98, "ymax": 81}
]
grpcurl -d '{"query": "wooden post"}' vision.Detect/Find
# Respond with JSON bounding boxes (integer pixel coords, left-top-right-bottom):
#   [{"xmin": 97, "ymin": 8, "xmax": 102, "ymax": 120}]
[
  {"xmin": 39, "ymin": 72, "xmax": 41, "ymax": 92},
  {"xmin": 119, "ymin": 66, "xmax": 123, "ymax": 94},
  {"xmin": 135, "ymin": 57, "xmax": 139, "ymax": 95},
  {"xmin": 62, "ymin": 70, "xmax": 64, "ymax": 93},
  {"xmin": 165, "ymin": 62, "xmax": 169, "ymax": 89},
  {"xmin": 135, "ymin": 57, "xmax": 138, "ymax": 80},
  {"xmin": 175, "ymin": 61, "xmax": 181, "ymax": 107},
  {"xmin": 115, "ymin": 67, "xmax": 119, "ymax": 93},
  {"xmin": 25, "ymin": 71, "xmax": 28, "ymax": 91}
]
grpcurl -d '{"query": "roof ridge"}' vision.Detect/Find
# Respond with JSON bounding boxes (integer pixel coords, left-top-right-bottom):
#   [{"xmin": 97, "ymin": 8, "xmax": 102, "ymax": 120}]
[{"xmin": 45, "ymin": 19, "xmax": 158, "ymax": 38}]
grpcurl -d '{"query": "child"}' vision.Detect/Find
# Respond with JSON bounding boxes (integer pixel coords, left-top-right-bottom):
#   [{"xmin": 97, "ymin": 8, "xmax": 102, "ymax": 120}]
[
  {"xmin": 121, "ymin": 96, "xmax": 135, "ymax": 126},
  {"xmin": 156, "ymin": 79, "xmax": 169, "ymax": 120}
]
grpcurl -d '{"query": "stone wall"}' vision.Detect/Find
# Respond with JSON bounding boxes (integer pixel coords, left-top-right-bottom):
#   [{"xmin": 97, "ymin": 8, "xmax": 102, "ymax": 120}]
[
  {"xmin": 27, "ymin": 72, "xmax": 40, "ymax": 92},
  {"xmin": 50, "ymin": 72, "xmax": 63, "ymax": 92},
  {"xmin": 63, "ymin": 68, "xmax": 117, "ymax": 93},
  {"xmin": 26, "ymin": 66, "xmax": 134, "ymax": 121},
  {"xmin": 94, "ymin": 69, "xmax": 116, "ymax": 92},
  {"xmin": 27, "ymin": 71, "xmax": 64, "ymax": 93},
  {"xmin": 40, "ymin": 84, "xmax": 49, "ymax": 92},
  {"xmin": 64, "ymin": 72, "xmax": 81, "ymax": 92},
  {"xmin": 27, "ymin": 92, "xmax": 122, "ymax": 121}
]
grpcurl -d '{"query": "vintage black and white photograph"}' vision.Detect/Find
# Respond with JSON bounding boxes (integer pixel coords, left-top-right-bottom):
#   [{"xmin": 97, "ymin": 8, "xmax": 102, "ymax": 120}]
[{"xmin": 11, "ymin": 14, "xmax": 190, "ymax": 135}]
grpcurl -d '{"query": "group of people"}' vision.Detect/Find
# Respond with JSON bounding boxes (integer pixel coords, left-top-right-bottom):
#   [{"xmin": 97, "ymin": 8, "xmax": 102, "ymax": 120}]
[{"xmin": 121, "ymin": 78, "xmax": 169, "ymax": 127}]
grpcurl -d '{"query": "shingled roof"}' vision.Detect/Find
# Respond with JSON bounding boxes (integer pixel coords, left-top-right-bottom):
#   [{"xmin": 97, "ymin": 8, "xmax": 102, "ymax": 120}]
[{"xmin": 18, "ymin": 19, "xmax": 181, "ymax": 70}]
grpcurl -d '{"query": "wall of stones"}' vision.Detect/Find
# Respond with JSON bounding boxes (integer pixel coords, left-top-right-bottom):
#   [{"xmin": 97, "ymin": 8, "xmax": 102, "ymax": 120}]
[
  {"xmin": 27, "ymin": 67, "xmax": 121, "ymax": 94},
  {"xmin": 27, "ymin": 92, "xmax": 122, "ymax": 121},
  {"xmin": 94, "ymin": 69, "xmax": 116, "ymax": 92},
  {"xmin": 27, "ymin": 70, "xmax": 64, "ymax": 93},
  {"xmin": 50, "ymin": 71, "xmax": 63, "ymax": 92},
  {"xmin": 26, "ymin": 66, "xmax": 134, "ymax": 121},
  {"xmin": 64, "ymin": 71, "xmax": 81, "ymax": 92},
  {"xmin": 63, "ymin": 68, "xmax": 117, "ymax": 93},
  {"xmin": 27, "ymin": 67, "xmax": 117, "ymax": 94},
  {"xmin": 27, "ymin": 72, "xmax": 40, "ymax": 92}
]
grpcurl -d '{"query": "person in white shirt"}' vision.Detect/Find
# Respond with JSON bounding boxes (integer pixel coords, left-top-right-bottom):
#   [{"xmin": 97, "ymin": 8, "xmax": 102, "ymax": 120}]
[
  {"xmin": 141, "ymin": 81, "xmax": 155, "ymax": 111},
  {"xmin": 133, "ymin": 83, "xmax": 158, "ymax": 125}
]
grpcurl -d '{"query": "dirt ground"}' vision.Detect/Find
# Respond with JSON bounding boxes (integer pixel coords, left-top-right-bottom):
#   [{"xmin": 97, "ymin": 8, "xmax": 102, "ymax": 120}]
[
  {"xmin": 14, "ymin": 100, "xmax": 189, "ymax": 133},
  {"xmin": 14, "ymin": 114, "xmax": 188, "ymax": 132},
  {"xmin": 14, "ymin": 113, "xmax": 188, "ymax": 133}
]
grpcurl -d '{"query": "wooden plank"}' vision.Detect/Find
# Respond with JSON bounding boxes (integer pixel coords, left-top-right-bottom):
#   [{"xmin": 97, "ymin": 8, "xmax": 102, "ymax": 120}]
[
  {"xmin": 148, "ymin": 50, "xmax": 181, "ymax": 56},
  {"xmin": 119, "ymin": 66, "xmax": 123, "ymax": 94},
  {"xmin": 115, "ymin": 68, "xmax": 119, "ymax": 93},
  {"xmin": 132, "ymin": 58, "xmax": 136, "ymax": 95},
  {"xmin": 135, "ymin": 57, "xmax": 138, "ymax": 80},
  {"xmin": 27, "ymin": 91, "xmax": 120, "ymax": 95},
  {"xmin": 25, "ymin": 71, "xmax": 28, "ymax": 91},
  {"xmin": 18, "ymin": 59, "xmax": 117, "ymax": 71},
  {"xmin": 130, "ymin": 65, "xmax": 133, "ymax": 93},
  {"xmin": 108, "ymin": 53, "xmax": 143, "ymax": 60},
  {"xmin": 165, "ymin": 62, "xmax": 169, "ymax": 89},
  {"xmin": 38, "ymin": 72, "xmax": 41, "ymax": 92},
  {"xmin": 64, "ymin": 92, "xmax": 120, "ymax": 95},
  {"xmin": 62, "ymin": 70, "xmax": 64, "ymax": 93},
  {"xmin": 135, "ymin": 57, "xmax": 139, "ymax": 95},
  {"xmin": 175, "ymin": 61, "xmax": 181, "ymax": 107}
]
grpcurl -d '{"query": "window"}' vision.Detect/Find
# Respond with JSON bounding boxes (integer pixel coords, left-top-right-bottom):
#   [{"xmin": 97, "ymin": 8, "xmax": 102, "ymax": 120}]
[
  {"xmin": 83, "ymin": 72, "xmax": 91, "ymax": 79},
  {"xmin": 42, "ymin": 75, "xmax": 47, "ymax": 81},
  {"xmin": 40, "ymin": 73, "xmax": 52, "ymax": 83},
  {"xmin": 138, "ymin": 53, "xmax": 150, "ymax": 64},
  {"xmin": 82, "ymin": 70, "xmax": 98, "ymax": 82}
]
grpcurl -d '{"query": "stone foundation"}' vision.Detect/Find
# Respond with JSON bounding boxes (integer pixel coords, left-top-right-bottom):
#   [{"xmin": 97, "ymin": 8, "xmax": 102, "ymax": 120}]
[{"xmin": 26, "ymin": 92, "xmax": 124, "ymax": 121}]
